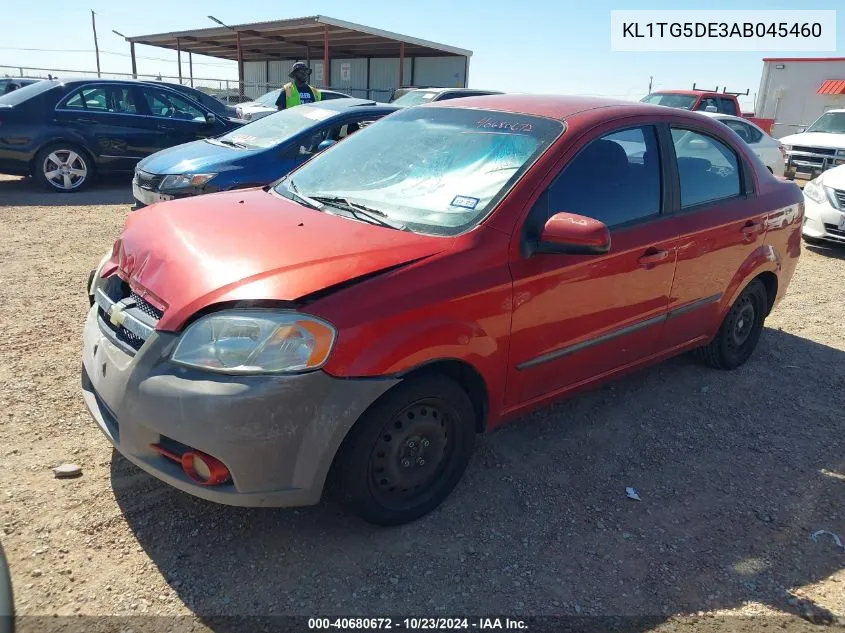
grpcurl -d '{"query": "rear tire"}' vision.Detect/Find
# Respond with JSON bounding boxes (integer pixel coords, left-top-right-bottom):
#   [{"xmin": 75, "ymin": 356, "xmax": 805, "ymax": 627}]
[
  {"xmin": 33, "ymin": 143, "xmax": 94, "ymax": 192},
  {"xmin": 333, "ymin": 375, "xmax": 476, "ymax": 526},
  {"xmin": 694, "ymin": 279, "xmax": 767, "ymax": 369}
]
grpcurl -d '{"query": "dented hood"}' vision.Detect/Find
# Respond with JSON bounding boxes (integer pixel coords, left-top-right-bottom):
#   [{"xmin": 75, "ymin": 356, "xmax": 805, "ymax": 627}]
[{"xmin": 110, "ymin": 189, "xmax": 448, "ymax": 331}]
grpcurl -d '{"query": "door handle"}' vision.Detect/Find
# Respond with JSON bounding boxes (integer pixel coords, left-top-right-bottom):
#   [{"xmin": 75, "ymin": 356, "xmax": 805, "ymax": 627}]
[
  {"xmin": 741, "ymin": 221, "xmax": 764, "ymax": 241},
  {"xmin": 76, "ymin": 117, "xmax": 98, "ymax": 125},
  {"xmin": 638, "ymin": 249, "xmax": 669, "ymax": 266}
]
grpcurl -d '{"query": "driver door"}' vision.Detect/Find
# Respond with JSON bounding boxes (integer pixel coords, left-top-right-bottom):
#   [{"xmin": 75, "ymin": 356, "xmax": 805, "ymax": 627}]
[
  {"xmin": 133, "ymin": 85, "xmax": 218, "ymax": 155},
  {"xmin": 507, "ymin": 123, "xmax": 679, "ymax": 407}
]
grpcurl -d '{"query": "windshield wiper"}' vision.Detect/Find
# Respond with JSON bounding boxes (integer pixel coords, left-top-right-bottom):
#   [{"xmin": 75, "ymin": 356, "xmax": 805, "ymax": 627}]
[
  {"xmin": 216, "ymin": 138, "xmax": 248, "ymax": 148},
  {"xmin": 307, "ymin": 195, "xmax": 407, "ymax": 230},
  {"xmin": 283, "ymin": 179, "xmax": 323, "ymax": 211}
]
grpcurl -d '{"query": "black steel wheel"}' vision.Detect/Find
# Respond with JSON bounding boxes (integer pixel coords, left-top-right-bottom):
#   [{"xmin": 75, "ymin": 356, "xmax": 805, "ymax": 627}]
[
  {"xmin": 333, "ymin": 375, "xmax": 476, "ymax": 526},
  {"xmin": 694, "ymin": 279, "xmax": 768, "ymax": 370}
]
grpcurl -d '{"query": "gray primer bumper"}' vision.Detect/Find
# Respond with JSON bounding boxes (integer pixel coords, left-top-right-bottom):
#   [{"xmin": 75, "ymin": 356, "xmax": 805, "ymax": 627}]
[{"xmin": 80, "ymin": 306, "xmax": 398, "ymax": 507}]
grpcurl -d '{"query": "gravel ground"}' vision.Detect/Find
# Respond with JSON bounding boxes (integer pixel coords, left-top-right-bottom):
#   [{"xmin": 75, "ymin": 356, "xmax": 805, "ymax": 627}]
[{"xmin": 0, "ymin": 174, "xmax": 843, "ymax": 632}]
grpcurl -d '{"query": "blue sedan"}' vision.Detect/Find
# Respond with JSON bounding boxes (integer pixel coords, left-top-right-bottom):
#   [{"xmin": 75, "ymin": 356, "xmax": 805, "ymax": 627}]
[{"xmin": 131, "ymin": 99, "xmax": 398, "ymax": 208}]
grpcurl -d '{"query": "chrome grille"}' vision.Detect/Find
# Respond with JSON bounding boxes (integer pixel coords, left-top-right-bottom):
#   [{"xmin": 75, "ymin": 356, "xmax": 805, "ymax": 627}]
[
  {"xmin": 95, "ymin": 277, "xmax": 162, "ymax": 354},
  {"xmin": 793, "ymin": 146, "xmax": 836, "ymax": 156},
  {"xmin": 134, "ymin": 170, "xmax": 164, "ymax": 191}
]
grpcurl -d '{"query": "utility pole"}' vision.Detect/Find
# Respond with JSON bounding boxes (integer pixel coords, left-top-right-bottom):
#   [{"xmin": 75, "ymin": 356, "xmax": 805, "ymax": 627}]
[
  {"xmin": 648, "ymin": 75, "xmax": 653, "ymax": 93},
  {"xmin": 91, "ymin": 10, "xmax": 101, "ymax": 77}
]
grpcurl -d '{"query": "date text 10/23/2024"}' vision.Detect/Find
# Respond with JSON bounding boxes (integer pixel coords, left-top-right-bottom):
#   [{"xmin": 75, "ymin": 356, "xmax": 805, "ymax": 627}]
[{"xmin": 308, "ymin": 618, "xmax": 529, "ymax": 630}]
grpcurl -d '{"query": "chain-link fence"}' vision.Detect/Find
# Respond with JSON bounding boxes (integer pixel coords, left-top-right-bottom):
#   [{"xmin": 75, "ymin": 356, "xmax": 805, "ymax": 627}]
[{"xmin": 0, "ymin": 65, "xmax": 394, "ymax": 103}]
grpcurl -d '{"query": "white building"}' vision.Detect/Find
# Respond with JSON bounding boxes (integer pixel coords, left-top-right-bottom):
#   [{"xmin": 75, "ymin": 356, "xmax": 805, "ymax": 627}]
[{"xmin": 755, "ymin": 57, "xmax": 845, "ymax": 139}]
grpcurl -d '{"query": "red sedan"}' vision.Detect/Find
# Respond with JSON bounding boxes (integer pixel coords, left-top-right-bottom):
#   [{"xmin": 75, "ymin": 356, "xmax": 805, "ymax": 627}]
[{"xmin": 82, "ymin": 95, "xmax": 804, "ymax": 525}]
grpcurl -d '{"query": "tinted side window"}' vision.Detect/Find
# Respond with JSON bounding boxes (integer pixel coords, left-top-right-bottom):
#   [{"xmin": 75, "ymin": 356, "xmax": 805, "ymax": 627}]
[
  {"xmin": 61, "ymin": 85, "xmax": 137, "ymax": 113},
  {"xmin": 717, "ymin": 98, "xmax": 738, "ymax": 116},
  {"xmin": 141, "ymin": 88, "xmax": 205, "ymax": 120},
  {"xmin": 671, "ymin": 128, "xmax": 741, "ymax": 208},
  {"xmin": 696, "ymin": 97, "xmax": 717, "ymax": 111},
  {"xmin": 546, "ymin": 126, "xmax": 662, "ymax": 227},
  {"xmin": 64, "ymin": 87, "xmax": 107, "ymax": 111}
]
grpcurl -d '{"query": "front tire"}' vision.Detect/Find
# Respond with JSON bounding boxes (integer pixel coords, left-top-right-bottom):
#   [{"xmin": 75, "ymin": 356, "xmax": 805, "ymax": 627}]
[
  {"xmin": 695, "ymin": 279, "xmax": 767, "ymax": 369},
  {"xmin": 33, "ymin": 144, "xmax": 93, "ymax": 192},
  {"xmin": 333, "ymin": 375, "xmax": 476, "ymax": 526}
]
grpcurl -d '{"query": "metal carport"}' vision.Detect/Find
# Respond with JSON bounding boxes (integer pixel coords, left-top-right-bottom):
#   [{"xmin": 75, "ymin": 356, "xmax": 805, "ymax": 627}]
[{"xmin": 126, "ymin": 15, "xmax": 472, "ymax": 99}]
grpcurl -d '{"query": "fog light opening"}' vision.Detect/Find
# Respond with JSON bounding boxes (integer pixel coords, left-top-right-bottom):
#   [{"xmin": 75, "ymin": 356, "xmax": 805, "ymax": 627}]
[{"xmin": 181, "ymin": 451, "xmax": 231, "ymax": 486}]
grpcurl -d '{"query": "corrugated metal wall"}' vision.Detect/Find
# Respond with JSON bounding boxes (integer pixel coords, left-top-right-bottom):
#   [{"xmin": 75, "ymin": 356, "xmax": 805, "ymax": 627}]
[
  {"xmin": 331, "ymin": 58, "xmax": 368, "ymax": 98},
  {"xmin": 244, "ymin": 61, "xmax": 267, "ymax": 98},
  {"xmin": 245, "ymin": 55, "xmax": 467, "ymax": 101},
  {"xmin": 369, "ymin": 58, "xmax": 414, "ymax": 101},
  {"xmin": 413, "ymin": 57, "xmax": 466, "ymax": 88}
]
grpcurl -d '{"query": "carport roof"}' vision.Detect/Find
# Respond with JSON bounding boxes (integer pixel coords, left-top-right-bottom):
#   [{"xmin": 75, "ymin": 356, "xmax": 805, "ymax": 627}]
[{"xmin": 127, "ymin": 15, "xmax": 473, "ymax": 61}]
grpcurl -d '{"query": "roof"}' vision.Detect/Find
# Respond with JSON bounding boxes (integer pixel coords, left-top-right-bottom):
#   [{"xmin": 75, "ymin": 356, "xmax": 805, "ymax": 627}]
[
  {"xmin": 408, "ymin": 87, "xmax": 502, "ymax": 95},
  {"xmin": 818, "ymin": 79, "xmax": 845, "ymax": 95},
  {"xmin": 763, "ymin": 57, "xmax": 845, "ymax": 63},
  {"xmin": 429, "ymin": 94, "xmax": 656, "ymax": 119},
  {"xmin": 127, "ymin": 16, "xmax": 472, "ymax": 61},
  {"xmin": 290, "ymin": 98, "xmax": 399, "ymax": 113}
]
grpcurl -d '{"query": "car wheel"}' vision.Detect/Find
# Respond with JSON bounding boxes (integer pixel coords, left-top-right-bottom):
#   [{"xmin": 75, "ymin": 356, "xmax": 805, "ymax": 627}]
[
  {"xmin": 33, "ymin": 144, "xmax": 93, "ymax": 192},
  {"xmin": 695, "ymin": 279, "xmax": 767, "ymax": 370},
  {"xmin": 333, "ymin": 375, "xmax": 476, "ymax": 526}
]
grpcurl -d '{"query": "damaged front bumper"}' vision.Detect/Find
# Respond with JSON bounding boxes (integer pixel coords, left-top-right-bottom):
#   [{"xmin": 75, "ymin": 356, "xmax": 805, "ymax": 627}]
[{"xmin": 80, "ymin": 306, "xmax": 398, "ymax": 507}]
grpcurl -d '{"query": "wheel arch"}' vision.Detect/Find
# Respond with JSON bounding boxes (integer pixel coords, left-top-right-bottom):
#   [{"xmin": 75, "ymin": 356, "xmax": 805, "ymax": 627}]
[
  {"xmin": 721, "ymin": 245, "xmax": 780, "ymax": 317},
  {"xmin": 395, "ymin": 358, "xmax": 489, "ymax": 433}
]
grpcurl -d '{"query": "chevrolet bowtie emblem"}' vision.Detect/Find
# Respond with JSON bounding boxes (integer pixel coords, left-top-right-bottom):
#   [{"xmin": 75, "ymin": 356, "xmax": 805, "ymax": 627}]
[{"xmin": 109, "ymin": 304, "xmax": 127, "ymax": 327}]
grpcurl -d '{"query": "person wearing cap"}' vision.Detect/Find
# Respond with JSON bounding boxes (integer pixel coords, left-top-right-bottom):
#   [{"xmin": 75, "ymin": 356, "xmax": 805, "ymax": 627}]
[{"xmin": 276, "ymin": 62, "xmax": 322, "ymax": 110}]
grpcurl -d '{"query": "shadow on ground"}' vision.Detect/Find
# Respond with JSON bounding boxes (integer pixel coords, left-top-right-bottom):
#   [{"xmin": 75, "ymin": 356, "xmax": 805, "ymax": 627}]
[
  {"xmin": 111, "ymin": 328, "xmax": 845, "ymax": 631},
  {"xmin": 0, "ymin": 175, "xmax": 133, "ymax": 207},
  {"xmin": 805, "ymin": 242, "xmax": 845, "ymax": 261}
]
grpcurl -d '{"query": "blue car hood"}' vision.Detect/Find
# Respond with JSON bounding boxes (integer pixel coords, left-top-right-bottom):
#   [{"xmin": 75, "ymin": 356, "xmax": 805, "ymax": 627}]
[{"xmin": 137, "ymin": 139, "xmax": 263, "ymax": 175}]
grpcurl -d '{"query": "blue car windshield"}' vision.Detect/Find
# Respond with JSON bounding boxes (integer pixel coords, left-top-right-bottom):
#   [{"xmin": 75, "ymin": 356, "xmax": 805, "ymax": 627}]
[
  {"xmin": 275, "ymin": 107, "xmax": 564, "ymax": 236},
  {"xmin": 217, "ymin": 105, "xmax": 341, "ymax": 149}
]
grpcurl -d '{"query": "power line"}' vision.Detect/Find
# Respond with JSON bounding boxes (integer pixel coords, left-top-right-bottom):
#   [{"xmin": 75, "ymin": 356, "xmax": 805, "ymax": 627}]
[{"xmin": 0, "ymin": 46, "xmax": 234, "ymax": 67}]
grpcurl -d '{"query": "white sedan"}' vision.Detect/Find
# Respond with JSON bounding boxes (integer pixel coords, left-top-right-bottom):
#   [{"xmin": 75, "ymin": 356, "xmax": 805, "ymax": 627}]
[
  {"xmin": 802, "ymin": 164, "xmax": 845, "ymax": 245},
  {"xmin": 236, "ymin": 88, "xmax": 352, "ymax": 121},
  {"xmin": 700, "ymin": 112, "xmax": 785, "ymax": 176}
]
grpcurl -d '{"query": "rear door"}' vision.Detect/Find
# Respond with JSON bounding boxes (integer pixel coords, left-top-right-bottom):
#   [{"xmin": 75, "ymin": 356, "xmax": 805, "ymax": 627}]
[
  {"xmin": 507, "ymin": 123, "xmax": 679, "ymax": 406},
  {"xmin": 54, "ymin": 82, "xmax": 149, "ymax": 171},
  {"xmin": 659, "ymin": 124, "xmax": 764, "ymax": 350},
  {"xmin": 133, "ymin": 85, "xmax": 220, "ymax": 154}
]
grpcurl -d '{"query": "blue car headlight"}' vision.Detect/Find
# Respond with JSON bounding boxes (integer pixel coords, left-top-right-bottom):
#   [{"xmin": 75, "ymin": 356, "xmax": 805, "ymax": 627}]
[{"xmin": 159, "ymin": 173, "xmax": 217, "ymax": 191}]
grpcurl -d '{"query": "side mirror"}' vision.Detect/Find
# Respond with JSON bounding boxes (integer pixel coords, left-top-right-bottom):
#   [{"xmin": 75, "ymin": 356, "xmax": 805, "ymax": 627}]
[
  {"xmin": 317, "ymin": 139, "xmax": 337, "ymax": 152},
  {"xmin": 704, "ymin": 105, "xmax": 718, "ymax": 113},
  {"xmin": 536, "ymin": 212, "xmax": 610, "ymax": 255},
  {"xmin": 205, "ymin": 112, "xmax": 217, "ymax": 126}
]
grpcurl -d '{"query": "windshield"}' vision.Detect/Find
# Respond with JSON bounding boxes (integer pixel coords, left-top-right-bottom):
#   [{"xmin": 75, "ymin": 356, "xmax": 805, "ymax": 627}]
[
  {"xmin": 641, "ymin": 93, "xmax": 698, "ymax": 109},
  {"xmin": 392, "ymin": 91, "xmax": 441, "ymax": 107},
  {"xmin": 0, "ymin": 79, "xmax": 54, "ymax": 105},
  {"xmin": 274, "ymin": 107, "xmax": 563, "ymax": 236},
  {"xmin": 805, "ymin": 112, "xmax": 845, "ymax": 134},
  {"xmin": 217, "ymin": 105, "xmax": 339, "ymax": 150},
  {"xmin": 255, "ymin": 89, "xmax": 282, "ymax": 107}
]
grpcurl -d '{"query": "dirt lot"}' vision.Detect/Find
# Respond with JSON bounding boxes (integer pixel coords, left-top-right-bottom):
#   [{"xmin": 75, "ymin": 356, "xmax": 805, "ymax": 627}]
[{"xmin": 0, "ymin": 174, "xmax": 844, "ymax": 632}]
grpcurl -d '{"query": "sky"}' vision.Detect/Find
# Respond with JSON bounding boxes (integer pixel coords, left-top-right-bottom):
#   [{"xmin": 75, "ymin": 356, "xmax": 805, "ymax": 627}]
[{"xmin": 2, "ymin": 0, "xmax": 842, "ymax": 110}]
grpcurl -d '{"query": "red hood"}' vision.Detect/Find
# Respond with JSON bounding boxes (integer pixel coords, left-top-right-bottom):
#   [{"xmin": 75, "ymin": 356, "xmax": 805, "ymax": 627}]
[{"xmin": 109, "ymin": 189, "xmax": 448, "ymax": 331}]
